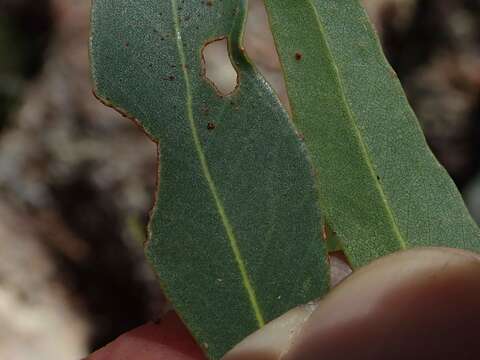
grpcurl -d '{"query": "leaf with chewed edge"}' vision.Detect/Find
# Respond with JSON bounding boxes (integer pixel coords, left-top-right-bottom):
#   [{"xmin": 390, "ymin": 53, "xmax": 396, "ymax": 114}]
[{"xmin": 90, "ymin": 0, "xmax": 329, "ymax": 358}]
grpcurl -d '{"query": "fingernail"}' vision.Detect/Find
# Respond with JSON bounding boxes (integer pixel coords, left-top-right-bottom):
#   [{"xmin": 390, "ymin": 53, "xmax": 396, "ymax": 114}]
[{"xmin": 222, "ymin": 302, "xmax": 319, "ymax": 360}]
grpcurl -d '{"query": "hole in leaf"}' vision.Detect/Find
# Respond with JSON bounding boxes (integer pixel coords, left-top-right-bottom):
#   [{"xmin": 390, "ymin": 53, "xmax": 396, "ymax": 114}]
[{"xmin": 202, "ymin": 38, "xmax": 238, "ymax": 96}]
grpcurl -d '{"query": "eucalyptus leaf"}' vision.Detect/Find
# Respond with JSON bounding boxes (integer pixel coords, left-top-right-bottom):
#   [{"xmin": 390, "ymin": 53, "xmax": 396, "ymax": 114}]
[
  {"xmin": 264, "ymin": 0, "xmax": 480, "ymax": 268},
  {"xmin": 323, "ymin": 222, "xmax": 344, "ymax": 253},
  {"xmin": 90, "ymin": 0, "xmax": 329, "ymax": 358}
]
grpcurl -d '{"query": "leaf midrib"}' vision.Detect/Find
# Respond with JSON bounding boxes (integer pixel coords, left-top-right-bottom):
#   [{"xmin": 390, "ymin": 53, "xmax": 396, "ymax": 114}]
[
  {"xmin": 304, "ymin": 0, "xmax": 407, "ymax": 249},
  {"xmin": 170, "ymin": 0, "xmax": 265, "ymax": 327}
]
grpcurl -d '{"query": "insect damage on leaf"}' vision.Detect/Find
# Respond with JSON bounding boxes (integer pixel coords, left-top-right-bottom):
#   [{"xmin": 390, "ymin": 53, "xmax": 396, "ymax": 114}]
[
  {"xmin": 201, "ymin": 37, "xmax": 239, "ymax": 96},
  {"xmin": 90, "ymin": 1, "xmax": 329, "ymax": 359}
]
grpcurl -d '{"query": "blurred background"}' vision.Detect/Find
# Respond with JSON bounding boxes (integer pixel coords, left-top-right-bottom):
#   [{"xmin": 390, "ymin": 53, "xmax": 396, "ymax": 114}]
[{"xmin": 0, "ymin": 0, "xmax": 479, "ymax": 358}]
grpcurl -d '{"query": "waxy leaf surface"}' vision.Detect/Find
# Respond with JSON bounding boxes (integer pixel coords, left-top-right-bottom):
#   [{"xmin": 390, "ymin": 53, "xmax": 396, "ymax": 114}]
[
  {"xmin": 264, "ymin": 0, "xmax": 480, "ymax": 268},
  {"xmin": 90, "ymin": 1, "xmax": 329, "ymax": 358}
]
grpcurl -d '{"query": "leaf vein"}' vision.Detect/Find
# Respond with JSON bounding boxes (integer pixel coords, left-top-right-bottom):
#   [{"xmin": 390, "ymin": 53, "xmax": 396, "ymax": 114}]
[
  {"xmin": 170, "ymin": 0, "xmax": 265, "ymax": 327},
  {"xmin": 306, "ymin": 0, "xmax": 407, "ymax": 250}
]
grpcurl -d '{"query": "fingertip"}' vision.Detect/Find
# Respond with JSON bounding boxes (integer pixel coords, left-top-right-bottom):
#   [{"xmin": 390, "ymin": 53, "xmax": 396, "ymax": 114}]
[
  {"xmin": 224, "ymin": 247, "xmax": 480, "ymax": 360},
  {"xmin": 88, "ymin": 312, "xmax": 205, "ymax": 360},
  {"xmin": 287, "ymin": 247, "xmax": 480, "ymax": 360}
]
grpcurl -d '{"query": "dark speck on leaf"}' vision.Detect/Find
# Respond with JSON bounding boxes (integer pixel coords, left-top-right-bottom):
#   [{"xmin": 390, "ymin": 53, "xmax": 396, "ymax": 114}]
[
  {"xmin": 207, "ymin": 122, "xmax": 216, "ymax": 130},
  {"xmin": 295, "ymin": 52, "xmax": 303, "ymax": 61}
]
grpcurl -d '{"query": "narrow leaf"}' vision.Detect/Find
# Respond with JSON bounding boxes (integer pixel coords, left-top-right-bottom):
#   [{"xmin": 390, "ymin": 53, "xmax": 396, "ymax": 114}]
[
  {"xmin": 264, "ymin": 0, "xmax": 480, "ymax": 268},
  {"xmin": 323, "ymin": 222, "xmax": 344, "ymax": 253},
  {"xmin": 90, "ymin": 1, "xmax": 329, "ymax": 358}
]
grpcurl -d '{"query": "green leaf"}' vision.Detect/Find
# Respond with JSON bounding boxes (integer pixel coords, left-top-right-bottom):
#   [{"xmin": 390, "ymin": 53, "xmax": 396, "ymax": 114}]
[
  {"xmin": 264, "ymin": 0, "xmax": 480, "ymax": 268},
  {"xmin": 90, "ymin": 1, "xmax": 329, "ymax": 358},
  {"xmin": 323, "ymin": 222, "xmax": 344, "ymax": 253}
]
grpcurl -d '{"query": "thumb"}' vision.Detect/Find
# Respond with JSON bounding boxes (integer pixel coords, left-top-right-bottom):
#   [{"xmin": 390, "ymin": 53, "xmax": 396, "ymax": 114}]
[{"xmin": 223, "ymin": 247, "xmax": 480, "ymax": 360}]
